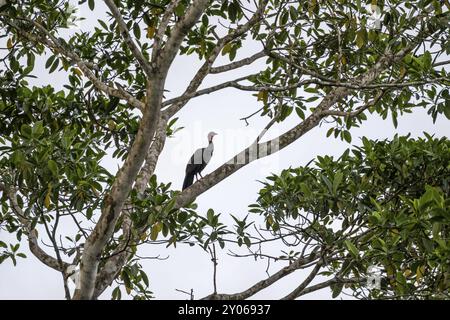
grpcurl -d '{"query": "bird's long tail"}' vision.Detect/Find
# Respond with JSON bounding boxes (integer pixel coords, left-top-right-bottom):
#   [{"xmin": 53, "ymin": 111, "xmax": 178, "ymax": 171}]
[{"xmin": 182, "ymin": 172, "xmax": 195, "ymax": 190}]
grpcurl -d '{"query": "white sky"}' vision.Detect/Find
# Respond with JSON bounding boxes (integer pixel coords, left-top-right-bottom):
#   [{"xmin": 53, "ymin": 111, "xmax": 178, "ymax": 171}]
[{"xmin": 0, "ymin": 1, "xmax": 449, "ymax": 300}]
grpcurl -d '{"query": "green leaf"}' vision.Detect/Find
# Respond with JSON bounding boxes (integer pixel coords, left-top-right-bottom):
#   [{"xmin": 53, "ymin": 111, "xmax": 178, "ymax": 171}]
[
  {"xmin": 321, "ymin": 175, "xmax": 333, "ymax": 193},
  {"xmin": 121, "ymin": 270, "xmax": 132, "ymax": 291},
  {"xmin": 221, "ymin": 43, "xmax": 232, "ymax": 56},
  {"xmin": 443, "ymin": 103, "xmax": 450, "ymax": 120},
  {"xmin": 422, "ymin": 51, "xmax": 432, "ymax": 70},
  {"xmin": 45, "ymin": 55, "xmax": 55, "ymax": 69},
  {"xmin": 98, "ymin": 19, "xmax": 108, "ymax": 30},
  {"xmin": 326, "ymin": 127, "xmax": 334, "ymax": 137},
  {"xmin": 49, "ymin": 58, "xmax": 60, "ymax": 73},
  {"xmin": 150, "ymin": 223, "xmax": 162, "ymax": 241},
  {"xmin": 47, "ymin": 160, "xmax": 58, "ymax": 177},
  {"xmin": 308, "ymin": 0, "xmax": 317, "ymax": 16},
  {"xmin": 331, "ymin": 282, "xmax": 344, "ymax": 298},
  {"xmin": 295, "ymin": 107, "xmax": 305, "ymax": 119},
  {"xmin": 20, "ymin": 124, "xmax": 32, "ymax": 138},
  {"xmin": 300, "ymin": 183, "xmax": 311, "ymax": 197},
  {"xmin": 356, "ymin": 29, "xmax": 365, "ymax": 48},
  {"xmin": 86, "ymin": 207, "xmax": 93, "ymax": 220},
  {"xmin": 207, "ymin": 208, "xmax": 214, "ymax": 224},
  {"xmin": 44, "ymin": 191, "xmax": 51, "ymax": 209},
  {"xmin": 133, "ymin": 23, "xmax": 141, "ymax": 39},
  {"xmin": 27, "ymin": 53, "xmax": 35, "ymax": 69},
  {"xmin": 174, "ymin": 3, "xmax": 185, "ymax": 17},
  {"xmin": 229, "ymin": 45, "xmax": 237, "ymax": 61},
  {"xmin": 344, "ymin": 240, "xmax": 359, "ymax": 258},
  {"xmin": 228, "ymin": 2, "xmax": 238, "ymax": 22},
  {"xmin": 32, "ymin": 121, "xmax": 44, "ymax": 138},
  {"xmin": 289, "ymin": 6, "xmax": 298, "ymax": 20},
  {"xmin": 332, "ymin": 171, "xmax": 343, "ymax": 195},
  {"xmin": 112, "ymin": 287, "xmax": 122, "ymax": 300},
  {"xmin": 140, "ymin": 270, "xmax": 149, "ymax": 287},
  {"xmin": 342, "ymin": 131, "xmax": 352, "ymax": 143},
  {"xmin": 396, "ymin": 271, "xmax": 407, "ymax": 294},
  {"xmin": 88, "ymin": 0, "xmax": 95, "ymax": 11}
]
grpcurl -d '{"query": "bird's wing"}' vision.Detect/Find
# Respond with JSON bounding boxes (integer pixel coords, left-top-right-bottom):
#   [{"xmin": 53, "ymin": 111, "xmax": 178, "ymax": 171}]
[
  {"xmin": 192, "ymin": 148, "xmax": 205, "ymax": 165},
  {"xmin": 202, "ymin": 148, "xmax": 213, "ymax": 165},
  {"xmin": 185, "ymin": 148, "xmax": 205, "ymax": 174}
]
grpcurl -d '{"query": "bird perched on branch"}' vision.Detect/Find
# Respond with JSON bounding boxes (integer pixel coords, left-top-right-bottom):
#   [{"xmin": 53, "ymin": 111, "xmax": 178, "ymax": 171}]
[{"xmin": 182, "ymin": 132, "xmax": 218, "ymax": 190}]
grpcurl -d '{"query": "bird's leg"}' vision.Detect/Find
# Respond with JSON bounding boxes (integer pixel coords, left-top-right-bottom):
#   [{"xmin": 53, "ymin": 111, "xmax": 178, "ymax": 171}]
[
  {"xmin": 199, "ymin": 172, "xmax": 203, "ymax": 179},
  {"xmin": 194, "ymin": 173, "xmax": 199, "ymax": 182}
]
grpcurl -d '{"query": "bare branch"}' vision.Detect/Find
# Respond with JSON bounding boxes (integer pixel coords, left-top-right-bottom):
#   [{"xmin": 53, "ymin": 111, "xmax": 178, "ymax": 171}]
[
  {"xmin": 210, "ymin": 50, "xmax": 266, "ymax": 74},
  {"xmin": 433, "ymin": 59, "xmax": 450, "ymax": 67},
  {"xmin": 228, "ymin": 77, "xmax": 448, "ymax": 92},
  {"xmin": 207, "ymin": 244, "xmax": 218, "ymax": 295},
  {"xmin": 321, "ymin": 90, "xmax": 385, "ymax": 118},
  {"xmin": 256, "ymin": 116, "xmax": 277, "ymax": 144},
  {"xmin": 295, "ymin": 277, "xmax": 364, "ymax": 298},
  {"xmin": 162, "ymin": 74, "xmax": 256, "ymax": 107},
  {"xmin": 281, "ymin": 259, "xmax": 324, "ymax": 300}
]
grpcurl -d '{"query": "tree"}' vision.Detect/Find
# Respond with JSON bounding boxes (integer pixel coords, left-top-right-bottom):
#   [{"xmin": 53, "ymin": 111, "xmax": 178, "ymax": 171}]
[
  {"xmin": 0, "ymin": 0, "xmax": 448, "ymax": 300},
  {"xmin": 221, "ymin": 135, "xmax": 448, "ymax": 300}
]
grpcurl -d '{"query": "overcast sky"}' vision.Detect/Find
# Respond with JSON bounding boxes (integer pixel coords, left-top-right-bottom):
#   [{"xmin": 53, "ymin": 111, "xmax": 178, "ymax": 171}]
[{"xmin": 0, "ymin": 1, "xmax": 449, "ymax": 300}]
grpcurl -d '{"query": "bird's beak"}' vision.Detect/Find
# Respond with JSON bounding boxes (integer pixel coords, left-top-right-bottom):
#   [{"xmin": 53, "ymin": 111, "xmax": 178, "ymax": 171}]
[{"xmin": 212, "ymin": 132, "xmax": 218, "ymax": 136}]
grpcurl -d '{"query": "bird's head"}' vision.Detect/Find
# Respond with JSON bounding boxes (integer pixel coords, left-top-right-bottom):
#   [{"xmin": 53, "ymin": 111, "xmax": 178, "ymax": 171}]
[{"xmin": 208, "ymin": 131, "xmax": 218, "ymax": 142}]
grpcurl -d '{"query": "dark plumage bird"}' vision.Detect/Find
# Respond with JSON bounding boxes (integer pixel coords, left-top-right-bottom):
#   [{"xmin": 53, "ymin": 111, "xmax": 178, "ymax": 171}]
[{"xmin": 182, "ymin": 132, "xmax": 217, "ymax": 190}]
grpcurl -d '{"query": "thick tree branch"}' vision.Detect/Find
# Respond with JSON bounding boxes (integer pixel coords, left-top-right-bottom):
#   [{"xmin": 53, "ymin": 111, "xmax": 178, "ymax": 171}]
[
  {"xmin": 157, "ymin": 0, "xmax": 210, "ymax": 73},
  {"xmin": 134, "ymin": 117, "xmax": 169, "ymax": 193},
  {"xmin": 295, "ymin": 277, "xmax": 364, "ymax": 298},
  {"xmin": 92, "ymin": 118, "xmax": 169, "ymax": 299},
  {"xmin": 91, "ymin": 205, "xmax": 133, "ymax": 299},
  {"xmin": 74, "ymin": 0, "xmax": 209, "ymax": 300},
  {"xmin": 281, "ymin": 259, "xmax": 324, "ymax": 300},
  {"xmin": 202, "ymin": 254, "xmax": 320, "ymax": 300}
]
